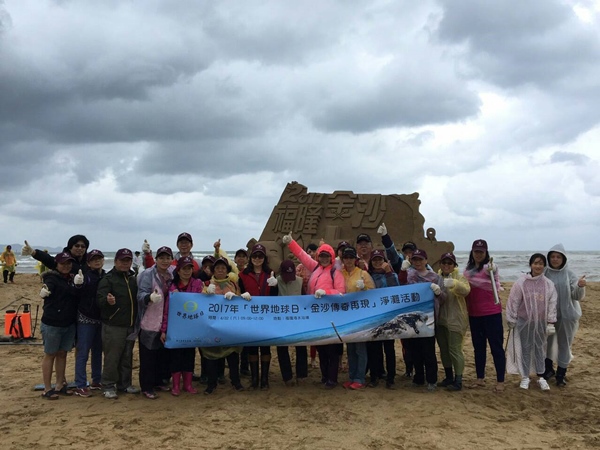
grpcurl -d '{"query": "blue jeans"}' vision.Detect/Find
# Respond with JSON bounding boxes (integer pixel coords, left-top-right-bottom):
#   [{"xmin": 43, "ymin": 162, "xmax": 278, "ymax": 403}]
[
  {"xmin": 75, "ymin": 322, "xmax": 103, "ymax": 388},
  {"xmin": 347, "ymin": 342, "xmax": 367, "ymax": 384}
]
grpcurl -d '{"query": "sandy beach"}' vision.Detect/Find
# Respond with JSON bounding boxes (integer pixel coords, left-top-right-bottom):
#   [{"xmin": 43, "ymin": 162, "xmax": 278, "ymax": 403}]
[{"xmin": 0, "ymin": 274, "xmax": 598, "ymax": 450}]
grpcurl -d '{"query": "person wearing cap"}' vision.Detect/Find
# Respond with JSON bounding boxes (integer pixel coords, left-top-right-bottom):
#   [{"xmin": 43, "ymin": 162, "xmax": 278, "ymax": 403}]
[
  {"xmin": 463, "ymin": 239, "xmax": 505, "ymax": 392},
  {"xmin": 282, "ymin": 232, "xmax": 346, "ymax": 389},
  {"xmin": 543, "ymin": 244, "xmax": 587, "ymax": 387},
  {"xmin": 201, "ymin": 257, "xmax": 245, "ymax": 394},
  {"xmin": 136, "ymin": 246, "xmax": 174, "ymax": 399},
  {"xmin": 172, "ymin": 232, "xmax": 201, "ymax": 276},
  {"xmin": 339, "ymin": 246, "xmax": 375, "ymax": 390},
  {"xmin": 1, "ymin": 245, "xmax": 17, "ymax": 283},
  {"xmin": 436, "ymin": 252, "xmax": 470, "ymax": 391},
  {"xmin": 97, "ymin": 248, "xmax": 139, "ymax": 399},
  {"xmin": 275, "ymin": 259, "xmax": 308, "ymax": 386},
  {"xmin": 199, "ymin": 255, "xmax": 216, "ymax": 283},
  {"xmin": 234, "ymin": 248, "xmax": 249, "ymax": 273},
  {"xmin": 238, "ymin": 243, "xmax": 279, "ymax": 390},
  {"xmin": 505, "ymin": 253, "xmax": 557, "ymax": 391},
  {"xmin": 22, "ymin": 234, "xmax": 91, "ymax": 275},
  {"xmin": 73, "ymin": 249, "xmax": 106, "ymax": 397},
  {"xmin": 355, "ymin": 234, "xmax": 374, "ymax": 271},
  {"xmin": 332, "ymin": 241, "xmax": 350, "ymax": 270},
  {"xmin": 211, "ymin": 239, "xmax": 240, "ymax": 280},
  {"xmin": 39, "ymin": 252, "xmax": 82, "ymax": 399},
  {"xmin": 405, "ymin": 248, "xmax": 445, "ymax": 391},
  {"xmin": 367, "ymin": 249, "xmax": 400, "ymax": 389},
  {"xmin": 295, "ymin": 243, "xmax": 320, "ymax": 369},
  {"xmin": 162, "ymin": 256, "xmax": 206, "ymax": 396}
]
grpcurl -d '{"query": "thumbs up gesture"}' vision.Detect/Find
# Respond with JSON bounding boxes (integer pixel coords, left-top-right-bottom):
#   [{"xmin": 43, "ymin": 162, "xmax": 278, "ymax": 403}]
[
  {"xmin": 150, "ymin": 289, "xmax": 162, "ymax": 303},
  {"xmin": 214, "ymin": 239, "xmax": 221, "ymax": 250},
  {"xmin": 377, "ymin": 223, "xmax": 387, "ymax": 236},
  {"xmin": 142, "ymin": 239, "xmax": 151, "ymax": 254},
  {"xmin": 21, "ymin": 240, "xmax": 35, "ymax": 256},
  {"xmin": 39, "ymin": 284, "xmax": 51, "ymax": 298},
  {"xmin": 267, "ymin": 271, "xmax": 278, "ymax": 287},
  {"xmin": 282, "ymin": 232, "xmax": 293, "ymax": 245},
  {"xmin": 74, "ymin": 269, "xmax": 84, "ymax": 285},
  {"xmin": 578, "ymin": 275, "xmax": 587, "ymax": 288}
]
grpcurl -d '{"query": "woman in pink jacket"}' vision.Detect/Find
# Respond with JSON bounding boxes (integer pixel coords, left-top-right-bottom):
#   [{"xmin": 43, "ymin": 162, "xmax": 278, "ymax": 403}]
[{"xmin": 283, "ymin": 232, "xmax": 346, "ymax": 389}]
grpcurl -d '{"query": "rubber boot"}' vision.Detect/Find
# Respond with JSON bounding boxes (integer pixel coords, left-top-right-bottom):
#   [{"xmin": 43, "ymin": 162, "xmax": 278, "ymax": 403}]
[
  {"xmin": 2, "ymin": 270, "xmax": 7, "ymax": 283},
  {"xmin": 171, "ymin": 372, "xmax": 181, "ymax": 396},
  {"xmin": 556, "ymin": 366, "xmax": 567, "ymax": 387},
  {"xmin": 447, "ymin": 375, "xmax": 463, "ymax": 391},
  {"xmin": 438, "ymin": 367, "xmax": 454, "ymax": 387},
  {"xmin": 260, "ymin": 355, "xmax": 271, "ymax": 390},
  {"xmin": 9, "ymin": 271, "xmax": 15, "ymax": 283},
  {"xmin": 543, "ymin": 358, "xmax": 555, "ymax": 380},
  {"xmin": 249, "ymin": 356, "xmax": 259, "ymax": 390},
  {"xmin": 183, "ymin": 372, "xmax": 198, "ymax": 394}
]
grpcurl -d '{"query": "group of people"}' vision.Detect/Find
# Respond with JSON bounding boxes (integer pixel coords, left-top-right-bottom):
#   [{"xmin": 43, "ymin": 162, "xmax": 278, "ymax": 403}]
[{"xmin": 21, "ymin": 225, "xmax": 586, "ymax": 400}]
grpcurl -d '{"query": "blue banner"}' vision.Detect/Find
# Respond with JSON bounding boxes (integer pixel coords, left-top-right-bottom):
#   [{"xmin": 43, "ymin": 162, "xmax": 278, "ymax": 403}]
[{"xmin": 165, "ymin": 284, "xmax": 435, "ymax": 348}]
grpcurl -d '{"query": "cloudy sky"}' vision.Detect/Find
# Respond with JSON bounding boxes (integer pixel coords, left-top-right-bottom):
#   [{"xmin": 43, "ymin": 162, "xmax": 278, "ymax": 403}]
[{"xmin": 1, "ymin": 0, "xmax": 600, "ymax": 253}]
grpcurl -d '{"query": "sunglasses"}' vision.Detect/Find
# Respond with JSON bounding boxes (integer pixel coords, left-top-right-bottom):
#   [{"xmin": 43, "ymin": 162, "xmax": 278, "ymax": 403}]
[
  {"xmin": 251, "ymin": 254, "xmax": 265, "ymax": 259},
  {"xmin": 440, "ymin": 260, "xmax": 455, "ymax": 265}
]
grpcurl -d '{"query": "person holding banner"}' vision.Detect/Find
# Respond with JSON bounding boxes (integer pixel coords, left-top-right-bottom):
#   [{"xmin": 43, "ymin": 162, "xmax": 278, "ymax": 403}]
[
  {"xmin": 296, "ymin": 243, "xmax": 320, "ymax": 369},
  {"xmin": 137, "ymin": 246, "xmax": 174, "ymax": 399},
  {"xmin": 463, "ymin": 239, "xmax": 506, "ymax": 392},
  {"xmin": 162, "ymin": 256, "xmax": 203, "ymax": 396},
  {"xmin": 283, "ymin": 232, "xmax": 346, "ymax": 389},
  {"xmin": 367, "ymin": 249, "xmax": 400, "ymax": 389},
  {"xmin": 276, "ymin": 259, "xmax": 308, "ymax": 386},
  {"xmin": 340, "ymin": 246, "xmax": 375, "ymax": 390},
  {"xmin": 406, "ymin": 249, "xmax": 444, "ymax": 391},
  {"xmin": 505, "ymin": 253, "xmax": 557, "ymax": 391},
  {"xmin": 436, "ymin": 252, "xmax": 470, "ymax": 391},
  {"xmin": 238, "ymin": 244, "xmax": 279, "ymax": 390},
  {"xmin": 202, "ymin": 257, "xmax": 245, "ymax": 394}
]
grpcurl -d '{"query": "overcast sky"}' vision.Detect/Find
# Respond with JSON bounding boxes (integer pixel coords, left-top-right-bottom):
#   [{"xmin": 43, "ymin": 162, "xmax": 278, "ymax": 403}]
[{"xmin": 1, "ymin": 0, "xmax": 600, "ymax": 253}]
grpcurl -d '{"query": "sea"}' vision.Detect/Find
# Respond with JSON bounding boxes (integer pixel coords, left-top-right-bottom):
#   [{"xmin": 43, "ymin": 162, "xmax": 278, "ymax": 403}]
[{"xmin": 11, "ymin": 250, "xmax": 600, "ymax": 282}]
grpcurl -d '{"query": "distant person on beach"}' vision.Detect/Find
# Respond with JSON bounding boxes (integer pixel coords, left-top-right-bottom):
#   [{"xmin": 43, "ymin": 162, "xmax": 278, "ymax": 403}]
[
  {"xmin": 137, "ymin": 246, "xmax": 174, "ymax": 399},
  {"xmin": 22, "ymin": 235, "xmax": 90, "ymax": 275},
  {"xmin": 283, "ymin": 232, "xmax": 346, "ymax": 389},
  {"xmin": 436, "ymin": 252, "xmax": 471, "ymax": 391},
  {"xmin": 405, "ymin": 249, "xmax": 444, "ymax": 391},
  {"xmin": 543, "ymin": 244, "xmax": 587, "ymax": 387},
  {"xmin": 132, "ymin": 251, "xmax": 142, "ymax": 275},
  {"xmin": 96, "ymin": 248, "xmax": 139, "ymax": 399},
  {"xmin": 463, "ymin": 239, "xmax": 506, "ymax": 392},
  {"xmin": 1, "ymin": 245, "xmax": 17, "ymax": 283},
  {"xmin": 73, "ymin": 249, "xmax": 106, "ymax": 398},
  {"xmin": 39, "ymin": 252, "xmax": 82, "ymax": 400},
  {"xmin": 505, "ymin": 253, "xmax": 557, "ymax": 391}
]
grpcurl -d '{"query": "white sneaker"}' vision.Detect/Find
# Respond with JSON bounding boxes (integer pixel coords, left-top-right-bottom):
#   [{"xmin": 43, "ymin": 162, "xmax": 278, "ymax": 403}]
[
  {"xmin": 537, "ymin": 378, "xmax": 550, "ymax": 391},
  {"xmin": 103, "ymin": 390, "xmax": 118, "ymax": 399},
  {"xmin": 519, "ymin": 377, "xmax": 530, "ymax": 389}
]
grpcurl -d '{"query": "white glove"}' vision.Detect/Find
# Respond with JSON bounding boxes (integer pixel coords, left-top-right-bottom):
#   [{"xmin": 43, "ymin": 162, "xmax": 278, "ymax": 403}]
[
  {"xmin": 443, "ymin": 278, "xmax": 455, "ymax": 288},
  {"xmin": 224, "ymin": 291, "xmax": 235, "ymax": 300},
  {"xmin": 315, "ymin": 289, "xmax": 326, "ymax": 298},
  {"xmin": 487, "ymin": 262, "xmax": 495, "ymax": 272},
  {"xmin": 507, "ymin": 321, "xmax": 516, "ymax": 330},
  {"xmin": 142, "ymin": 239, "xmax": 151, "ymax": 254},
  {"xmin": 40, "ymin": 284, "xmax": 51, "ymax": 298},
  {"xmin": 377, "ymin": 223, "xmax": 387, "ymax": 236},
  {"xmin": 267, "ymin": 271, "xmax": 278, "ymax": 287},
  {"xmin": 546, "ymin": 324, "xmax": 556, "ymax": 336},
  {"xmin": 149, "ymin": 289, "xmax": 162, "ymax": 303},
  {"xmin": 430, "ymin": 283, "xmax": 441, "ymax": 296},
  {"xmin": 21, "ymin": 240, "xmax": 35, "ymax": 256},
  {"xmin": 401, "ymin": 260, "xmax": 411, "ymax": 271},
  {"xmin": 206, "ymin": 283, "xmax": 216, "ymax": 294},
  {"xmin": 74, "ymin": 269, "xmax": 84, "ymax": 286},
  {"xmin": 241, "ymin": 292, "xmax": 252, "ymax": 301},
  {"xmin": 282, "ymin": 232, "xmax": 292, "ymax": 245},
  {"xmin": 356, "ymin": 279, "xmax": 365, "ymax": 290}
]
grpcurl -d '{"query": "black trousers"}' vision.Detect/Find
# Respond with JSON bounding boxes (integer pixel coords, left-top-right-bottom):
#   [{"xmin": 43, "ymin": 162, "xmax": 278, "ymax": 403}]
[
  {"xmin": 205, "ymin": 353, "xmax": 240, "ymax": 388},
  {"xmin": 367, "ymin": 340, "xmax": 396, "ymax": 383},
  {"xmin": 139, "ymin": 343, "xmax": 170, "ymax": 392},
  {"xmin": 277, "ymin": 346, "xmax": 308, "ymax": 381},
  {"xmin": 404, "ymin": 336, "xmax": 437, "ymax": 385},
  {"xmin": 317, "ymin": 344, "xmax": 341, "ymax": 384},
  {"xmin": 169, "ymin": 347, "xmax": 196, "ymax": 373}
]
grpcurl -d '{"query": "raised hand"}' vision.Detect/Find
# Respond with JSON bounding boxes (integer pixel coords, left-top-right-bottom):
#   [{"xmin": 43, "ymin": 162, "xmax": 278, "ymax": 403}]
[
  {"xmin": 74, "ymin": 269, "xmax": 84, "ymax": 285},
  {"xmin": 267, "ymin": 271, "xmax": 278, "ymax": 287},
  {"xmin": 282, "ymin": 232, "xmax": 293, "ymax": 245},
  {"xmin": 21, "ymin": 240, "xmax": 35, "ymax": 256},
  {"xmin": 150, "ymin": 289, "xmax": 162, "ymax": 303}
]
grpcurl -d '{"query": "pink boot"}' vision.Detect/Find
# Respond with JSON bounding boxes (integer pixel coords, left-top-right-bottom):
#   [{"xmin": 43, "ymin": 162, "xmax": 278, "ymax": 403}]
[
  {"xmin": 182, "ymin": 372, "xmax": 198, "ymax": 394},
  {"xmin": 171, "ymin": 372, "xmax": 182, "ymax": 396}
]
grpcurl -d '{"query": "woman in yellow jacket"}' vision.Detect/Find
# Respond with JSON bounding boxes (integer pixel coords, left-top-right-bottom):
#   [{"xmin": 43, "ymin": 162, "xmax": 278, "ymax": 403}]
[
  {"xmin": 437, "ymin": 252, "xmax": 470, "ymax": 391},
  {"xmin": 340, "ymin": 246, "xmax": 375, "ymax": 389},
  {"xmin": 1, "ymin": 245, "xmax": 17, "ymax": 283}
]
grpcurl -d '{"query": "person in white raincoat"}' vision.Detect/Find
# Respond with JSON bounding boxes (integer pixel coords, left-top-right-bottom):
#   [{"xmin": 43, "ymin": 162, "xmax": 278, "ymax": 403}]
[
  {"xmin": 505, "ymin": 253, "xmax": 557, "ymax": 391},
  {"xmin": 543, "ymin": 244, "xmax": 587, "ymax": 387}
]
